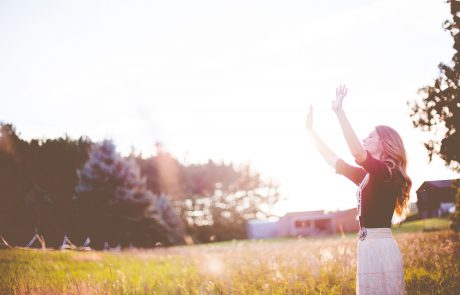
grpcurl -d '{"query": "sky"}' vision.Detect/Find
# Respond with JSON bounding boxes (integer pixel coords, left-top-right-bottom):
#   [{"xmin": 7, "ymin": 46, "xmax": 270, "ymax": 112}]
[{"xmin": 1, "ymin": 0, "xmax": 459, "ymax": 216}]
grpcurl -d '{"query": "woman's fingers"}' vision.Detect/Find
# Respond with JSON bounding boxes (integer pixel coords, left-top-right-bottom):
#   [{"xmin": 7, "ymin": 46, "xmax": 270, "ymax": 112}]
[
  {"xmin": 341, "ymin": 85, "xmax": 347, "ymax": 96},
  {"xmin": 336, "ymin": 86, "xmax": 343, "ymax": 98},
  {"xmin": 336, "ymin": 85, "xmax": 347, "ymax": 99},
  {"xmin": 306, "ymin": 105, "xmax": 313, "ymax": 129},
  {"xmin": 332, "ymin": 85, "xmax": 348, "ymax": 112}
]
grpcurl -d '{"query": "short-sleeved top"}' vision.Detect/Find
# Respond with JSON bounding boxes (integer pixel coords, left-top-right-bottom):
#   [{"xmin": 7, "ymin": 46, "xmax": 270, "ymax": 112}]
[{"xmin": 335, "ymin": 151, "xmax": 402, "ymax": 228}]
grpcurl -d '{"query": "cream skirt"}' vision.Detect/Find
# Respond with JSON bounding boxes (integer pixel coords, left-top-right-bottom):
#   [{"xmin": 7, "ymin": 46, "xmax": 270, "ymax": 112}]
[{"xmin": 356, "ymin": 228, "xmax": 404, "ymax": 295}]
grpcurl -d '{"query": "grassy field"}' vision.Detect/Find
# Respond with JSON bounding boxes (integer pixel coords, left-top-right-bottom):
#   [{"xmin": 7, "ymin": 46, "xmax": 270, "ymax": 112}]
[
  {"xmin": 0, "ymin": 221, "xmax": 459, "ymax": 294},
  {"xmin": 393, "ymin": 217, "xmax": 451, "ymax": 233}
]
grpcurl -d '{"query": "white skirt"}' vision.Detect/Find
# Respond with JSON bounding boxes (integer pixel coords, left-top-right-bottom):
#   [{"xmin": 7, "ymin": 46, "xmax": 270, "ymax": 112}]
[{"xmin": 357, "ymin": 228, "xmax": 404, "ymax": 295}]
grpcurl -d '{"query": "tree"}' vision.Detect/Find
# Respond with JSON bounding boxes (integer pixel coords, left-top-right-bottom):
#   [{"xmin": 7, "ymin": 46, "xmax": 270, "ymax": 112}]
[
  {"xmin": 155, "ymin": 193, "xmax": 186, "ymax": 244},
  {"xmin": 408, "ymin": 0, "xmax": 460, "ymax": 171},
  {"xmin": 0, "ymin": 123, "xmax": 92, "ymax": 247},
  {"xmin": 26, "ymin": 136, "xmax": 92, "ymax": 247},
  {"xmin": 75, "ymin": 140, "xmax": 172, "ymax": 248},
  {"xmin": 0, "ymin": 124, "xmax": 35, "ymax": 245},
  {"xmin": 182, "ymin": 160, "xmax": 281, "ymax": 242},
  {"xmin": 408, "ymin": 0, "xmax": 460, "ymax": 231}
]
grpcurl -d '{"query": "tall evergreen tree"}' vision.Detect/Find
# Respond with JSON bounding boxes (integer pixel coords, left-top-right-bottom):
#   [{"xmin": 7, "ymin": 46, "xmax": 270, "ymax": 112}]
[
  {"xmin": 0, "ymin": 123, "xmax": 92, "ymax": 247},
  {"xmin": 155, "ymin": 193, "xmax": 185, "ymax": 244},
  {"xmin": 75, "ymin": 140, "xmax": 171, "ymax": 248},
  {"xmin": 0, "ymin": 124, "xmax": 37, "ymax": 245},
  {"xmin": 26, "ymin": 136, "xmax": 91, "ymax": 247}
]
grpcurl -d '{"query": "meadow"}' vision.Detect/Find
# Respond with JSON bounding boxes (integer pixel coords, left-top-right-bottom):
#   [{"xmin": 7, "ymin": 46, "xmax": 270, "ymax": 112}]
[{"xmin": 0, "ymin": 218, "xmax": 459, "ymax": 295}]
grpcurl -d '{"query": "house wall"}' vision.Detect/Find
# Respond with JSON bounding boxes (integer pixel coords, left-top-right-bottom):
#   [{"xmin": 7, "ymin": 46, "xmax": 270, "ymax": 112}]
[
  {"xmin": 247, "ymin": 221, "xmax": 278, "ymax": 239},
  {"xmin": 416, "ymin": 180, "xmax": 458, "ymax": 219},
  {"xmin": 333, "ymin": 209, "xmax": 360, "ymax": 233},
  {"xmin": 291, "ymin": 218, "xmax": 333, "ymax": 236},
  {"xmin": 249, "ymin": 209, "xmax": 361, "ymax": 239}
]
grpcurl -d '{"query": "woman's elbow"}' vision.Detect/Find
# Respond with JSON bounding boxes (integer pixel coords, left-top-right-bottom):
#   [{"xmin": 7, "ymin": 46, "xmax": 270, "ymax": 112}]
[{"xmin": 328, "ymin": 157, "xmax": 338, "ymax": 169}]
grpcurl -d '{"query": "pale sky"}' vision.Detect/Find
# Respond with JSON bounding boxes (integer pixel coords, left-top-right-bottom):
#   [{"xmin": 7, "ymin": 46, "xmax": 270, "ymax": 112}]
[{"xmin": 1, "ymin": 0, "xmax": 459, "ymax": 216}]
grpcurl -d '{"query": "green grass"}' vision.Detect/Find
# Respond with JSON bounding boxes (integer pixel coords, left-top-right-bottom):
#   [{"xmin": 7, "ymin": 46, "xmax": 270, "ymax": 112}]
[
  {"xmin": 0, "ymin": 248, "xmax": 200, "ymax": 294},
  {"xmin": 1, "ymin": 228, "xmax": 459, "ymax": 294},
  {"xmin": 393, "ymin": 217, "xmax": 450, "ymax": 233}
]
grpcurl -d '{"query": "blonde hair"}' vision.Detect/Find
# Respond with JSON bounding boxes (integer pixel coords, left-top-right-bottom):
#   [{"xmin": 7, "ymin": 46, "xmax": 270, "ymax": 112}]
[{"xmin": 375, "ymin": 125, "xmax": 412, "ymax": 216}]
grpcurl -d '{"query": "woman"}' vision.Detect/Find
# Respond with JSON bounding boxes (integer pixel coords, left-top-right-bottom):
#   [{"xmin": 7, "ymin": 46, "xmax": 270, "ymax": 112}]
[{"xmin": 305, "ymin": 85, "xmax": 411, "ymax": 294}]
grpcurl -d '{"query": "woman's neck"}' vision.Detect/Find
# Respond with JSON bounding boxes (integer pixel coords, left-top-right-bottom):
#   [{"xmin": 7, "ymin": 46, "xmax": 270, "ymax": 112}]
[{"xmin": 370, "ymin": 150, "xmax": 384, "ymax": 160}]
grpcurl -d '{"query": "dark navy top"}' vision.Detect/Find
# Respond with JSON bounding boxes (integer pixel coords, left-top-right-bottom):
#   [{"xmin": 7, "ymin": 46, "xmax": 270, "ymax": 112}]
[{"xmin": 335, "ymin": 151, "xmax": 402, "ymax": 228}]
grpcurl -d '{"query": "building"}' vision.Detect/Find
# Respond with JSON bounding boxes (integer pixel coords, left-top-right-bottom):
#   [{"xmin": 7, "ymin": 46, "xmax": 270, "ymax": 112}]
[
  {"xmin": 416, "ymin": 179, "xmax": 459, "ymax": 219},
  {"xmin": 247, "ymin": 208, "xmax": 359, "ymax": 239},
  {"xmin": 277, "ymin": 210, "xmax": 332, "ymax": 237},
  {"xmin": 246, "ymin": 220, "xmax": 278, "ymax": 239}
]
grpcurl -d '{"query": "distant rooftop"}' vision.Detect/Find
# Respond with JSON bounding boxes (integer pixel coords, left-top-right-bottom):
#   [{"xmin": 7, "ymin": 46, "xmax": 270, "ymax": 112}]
[{"xmin": 417, "ymin": 179, "xmax": 460, "ymax": 192}]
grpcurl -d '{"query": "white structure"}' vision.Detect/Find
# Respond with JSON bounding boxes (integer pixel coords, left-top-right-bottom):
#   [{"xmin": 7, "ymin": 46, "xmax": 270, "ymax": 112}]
[
  {"xmin": 247, "ymin": 208, "xmax": 359, "ymax": 239},
  {"xmin": 247, "ymin": 219, "xmax": 278, "ymax": 239}
]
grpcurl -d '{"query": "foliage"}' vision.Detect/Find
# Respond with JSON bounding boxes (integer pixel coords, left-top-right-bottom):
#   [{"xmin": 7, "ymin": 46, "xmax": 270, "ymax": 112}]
[
  {"xmin": 408, "ymin": 0, "xmax": 460, "ymax": 172},
  {"xmin": 181, "ymin": 160, "xmax": 282, "ymax": 242},
  {"xmin": 0, "ymin": 124, "xmax": 92, "ymax": 247},
  {"xmin": 137, "ymin": 154, "xmax": 282, "ymax": 243},
  {"xmin": 154, "ymin": 193, "xmax": 186, "ymax": 245},
  {"xmin": 0, "ymin": 123, "xmax": 279, "ymax": 246},
  {"xmin": 75, "ymin": 140, "xmax": 173, "ymax": 248}
]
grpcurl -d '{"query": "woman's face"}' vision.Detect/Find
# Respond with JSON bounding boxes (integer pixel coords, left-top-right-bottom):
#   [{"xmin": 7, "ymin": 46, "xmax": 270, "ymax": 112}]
[{"xmin": 362, "ymin": 130, "xmax": 383, "ymax": 158}]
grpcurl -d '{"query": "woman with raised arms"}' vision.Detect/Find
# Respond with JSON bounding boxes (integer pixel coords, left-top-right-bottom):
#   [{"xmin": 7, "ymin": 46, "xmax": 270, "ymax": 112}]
[{"xmin": 306, "ymin": 85, "xmax": 411, "ymax": 294}]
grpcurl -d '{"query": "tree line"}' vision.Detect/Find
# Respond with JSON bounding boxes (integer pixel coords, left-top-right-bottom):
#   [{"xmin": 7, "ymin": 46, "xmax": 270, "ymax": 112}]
[{"xmin": 0, "ymin": 124, "xmax": 281, "ymax": 249}]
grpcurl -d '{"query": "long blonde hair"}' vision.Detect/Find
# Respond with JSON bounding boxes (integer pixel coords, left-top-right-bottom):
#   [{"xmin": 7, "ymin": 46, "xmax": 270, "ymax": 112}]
[{"xmin": 375, "ymin": 125, "xmax": 412, "ymax": 216}]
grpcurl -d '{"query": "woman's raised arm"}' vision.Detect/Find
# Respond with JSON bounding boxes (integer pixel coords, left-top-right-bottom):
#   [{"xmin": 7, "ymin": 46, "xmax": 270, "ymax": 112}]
[
  {"xmin": 306, "ymin": 105, "xmax": 339, "ymax": 168},
  {"xmin": 332, "ymin": 85, "xmax": 367, "ymax": 162}
]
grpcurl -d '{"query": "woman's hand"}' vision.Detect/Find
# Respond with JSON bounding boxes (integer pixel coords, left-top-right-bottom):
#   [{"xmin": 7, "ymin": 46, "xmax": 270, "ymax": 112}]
[
  {"xmin": 331, "ymin": 85, "xmax": 347, "ymax": 113},
  {"xmin": 305, "ymin": 105, "xmax": 313, "ymax": 132},
  {"xmin": 304, "ymin": 104, "xmax": 339, "ymax": 168}
]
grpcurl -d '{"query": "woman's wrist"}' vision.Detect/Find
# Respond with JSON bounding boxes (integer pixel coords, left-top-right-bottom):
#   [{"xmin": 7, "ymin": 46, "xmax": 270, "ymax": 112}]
[{"xmin": 334, "ymin": 109, "xmax": 345, "ymax": 117}]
